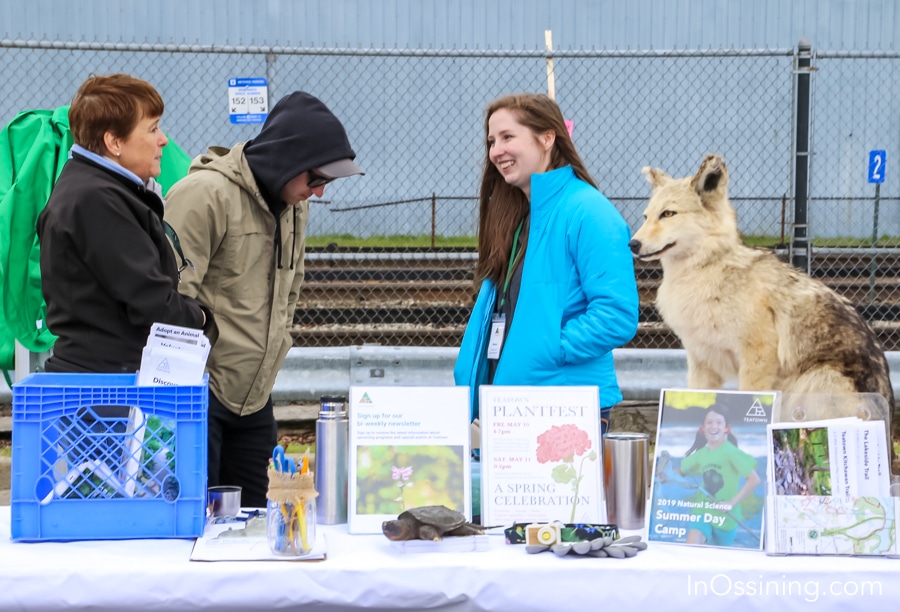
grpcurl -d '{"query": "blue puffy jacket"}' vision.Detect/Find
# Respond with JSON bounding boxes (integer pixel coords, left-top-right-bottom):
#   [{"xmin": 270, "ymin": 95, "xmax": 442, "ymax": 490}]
[{"xmin": 454, "ymin": 165, "xmax": 639, "ymax": 421}]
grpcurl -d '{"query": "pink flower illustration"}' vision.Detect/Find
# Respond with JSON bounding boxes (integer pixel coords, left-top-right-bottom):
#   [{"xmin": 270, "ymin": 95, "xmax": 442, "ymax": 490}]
[
  {"xmin": 536, "ymin": 424, "xmax": 592, "ymax": 463},
  {"xmin": 535, "ymin": 424, "xmax": 597, "ymax": 521}
]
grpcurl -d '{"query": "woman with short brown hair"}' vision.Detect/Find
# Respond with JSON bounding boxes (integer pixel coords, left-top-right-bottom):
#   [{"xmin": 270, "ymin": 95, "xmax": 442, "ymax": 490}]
[
  {"xmin": 67, "ymin": 73, "xmax": 165, "ymax": 156},
  {"xmin": 38, "ymin": 73, "xmax": 212, "ymax": 373}
]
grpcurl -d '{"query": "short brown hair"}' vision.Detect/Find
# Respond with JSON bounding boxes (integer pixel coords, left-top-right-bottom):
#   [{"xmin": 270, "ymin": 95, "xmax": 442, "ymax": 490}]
[{"xmin": 68, "ymin": 73, "xmax": 165, "ymax": 154}]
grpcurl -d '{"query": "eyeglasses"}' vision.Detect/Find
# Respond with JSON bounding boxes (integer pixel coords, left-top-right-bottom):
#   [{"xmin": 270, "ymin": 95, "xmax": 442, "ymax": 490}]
[{"xmin": 308, "ymin": 170, "xmax": 336, "ymax": 189}]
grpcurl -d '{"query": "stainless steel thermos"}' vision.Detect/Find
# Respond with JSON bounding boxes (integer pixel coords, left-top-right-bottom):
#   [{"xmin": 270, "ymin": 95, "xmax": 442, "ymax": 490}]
[
  {"xmin": 603, "ymin": 432, "xmax": 650, "ymax": 529},
  {"xmin": 315, "ymin": 395, "xmax": 349, "ymax": 524}
]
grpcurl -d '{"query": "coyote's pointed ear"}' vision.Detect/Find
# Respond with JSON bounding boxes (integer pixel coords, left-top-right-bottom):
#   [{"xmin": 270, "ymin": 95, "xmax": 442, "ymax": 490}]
[
  {"xmin": 691, "ymin": 154, "xmax": 729, "ymax": 199},
  {"xmin": 642, "ymin": 166, "xmax": 672, "ymax": 191}
]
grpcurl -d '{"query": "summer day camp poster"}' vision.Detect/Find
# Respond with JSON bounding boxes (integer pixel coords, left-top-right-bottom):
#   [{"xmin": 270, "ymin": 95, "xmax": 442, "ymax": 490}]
[{"xmin": 648, "ymin": 389, "xmax": 777, "ymax": 550}]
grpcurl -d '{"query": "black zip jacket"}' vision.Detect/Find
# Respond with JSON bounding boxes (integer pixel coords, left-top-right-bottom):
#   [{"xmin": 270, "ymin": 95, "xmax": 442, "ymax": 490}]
[{"xmin": 37, "ymin": 152, "xmax": 208, "ymax": 373}]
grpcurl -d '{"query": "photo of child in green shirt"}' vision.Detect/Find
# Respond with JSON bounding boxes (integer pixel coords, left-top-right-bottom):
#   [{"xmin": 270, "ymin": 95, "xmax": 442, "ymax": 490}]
[
  {"xmin": 678, "ymin": 407, "xmax": 761, "ymax": 546},
  {"xmin": 649, "ymin": 390, "xmax": 773, "ymax": 550}
]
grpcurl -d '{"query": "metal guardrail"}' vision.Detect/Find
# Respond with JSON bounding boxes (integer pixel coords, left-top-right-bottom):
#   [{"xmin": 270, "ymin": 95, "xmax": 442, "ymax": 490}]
[
  {"xmin": 271, "ymin": 345, "xmax": 459, "ymax": 402},
  {"xmin": 5, "ymin": 347, "xmax": 900, "ymax": 404},
  {"xmin": 271, "ymin": 346, "xmax": 900, "ymax": 403},
  {"xmin": 273, "ymin": 346, "xmax": 900, "ymax": 403}
]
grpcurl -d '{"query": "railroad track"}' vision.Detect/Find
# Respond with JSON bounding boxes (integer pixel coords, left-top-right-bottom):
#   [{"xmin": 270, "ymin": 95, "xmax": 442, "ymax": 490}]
[{"xmin": 294, "ymin": 248, "xmax": 900, "ymax": 349}]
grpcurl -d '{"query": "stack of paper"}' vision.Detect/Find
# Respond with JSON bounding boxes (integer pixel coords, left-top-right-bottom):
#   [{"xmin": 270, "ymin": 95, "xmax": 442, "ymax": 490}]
[{"xmin": 137, "ymin": 322, "xmax": 210, "ymax": 386}]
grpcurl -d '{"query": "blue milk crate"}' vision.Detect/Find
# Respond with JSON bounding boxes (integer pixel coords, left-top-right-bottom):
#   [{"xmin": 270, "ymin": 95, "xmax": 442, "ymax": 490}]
[{"xmin": 10, "ymin": 372, "xmax": 208, "ymax": 541}]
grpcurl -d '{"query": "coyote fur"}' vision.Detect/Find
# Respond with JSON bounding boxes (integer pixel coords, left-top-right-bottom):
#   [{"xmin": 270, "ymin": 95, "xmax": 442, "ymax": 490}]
[{"xmin": 629, "ymin": 154, "xmax": 895, "ymax": 438}]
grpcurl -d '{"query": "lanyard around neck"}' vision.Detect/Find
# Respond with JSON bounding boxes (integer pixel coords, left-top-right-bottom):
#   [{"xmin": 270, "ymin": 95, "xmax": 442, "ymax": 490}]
[
  {"xmin": 164, "ymin": 221, "xmax": 195, "ymax": 278},
  {"xmin": 499, "ymin": 219, "xmax": 525, "ymax": 309}
]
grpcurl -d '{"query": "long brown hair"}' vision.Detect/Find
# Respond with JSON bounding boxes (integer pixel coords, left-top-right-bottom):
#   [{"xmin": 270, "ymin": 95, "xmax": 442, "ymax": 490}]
[{"xmin": 475, "ymin": 94, "xmax": 598, "ymax": 284}]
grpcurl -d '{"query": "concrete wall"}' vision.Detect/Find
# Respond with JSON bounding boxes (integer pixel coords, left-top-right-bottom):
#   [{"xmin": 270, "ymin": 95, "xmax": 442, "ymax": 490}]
[{"xmin": 3, "ymin": 0, "xmax": 898, "ymax": 50}]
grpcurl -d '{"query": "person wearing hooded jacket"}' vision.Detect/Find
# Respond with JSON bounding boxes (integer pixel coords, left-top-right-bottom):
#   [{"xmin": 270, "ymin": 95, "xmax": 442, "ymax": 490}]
[{"xmin": 164, "ymin": 92, "xmax": 364, "ymax": 507}]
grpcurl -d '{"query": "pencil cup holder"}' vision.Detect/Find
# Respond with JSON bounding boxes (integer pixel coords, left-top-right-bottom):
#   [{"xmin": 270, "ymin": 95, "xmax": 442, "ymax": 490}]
[{"xmin": 267, "ymin": 497, "xmax": 316, "ymax": 556}]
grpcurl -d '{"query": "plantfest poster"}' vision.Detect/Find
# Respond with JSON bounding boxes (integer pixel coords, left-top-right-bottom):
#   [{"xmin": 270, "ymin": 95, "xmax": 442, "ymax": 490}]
[
  {"xmin": 649, "ymin": 389, "xmax": 776, "ymax": 550},
  {"xmin": 348, "ymin": 386, "xmax": 471, "ymax": 534},
  {"xmin": 479, "ymin": 386, "xmax": 603, "ymax": 526}
]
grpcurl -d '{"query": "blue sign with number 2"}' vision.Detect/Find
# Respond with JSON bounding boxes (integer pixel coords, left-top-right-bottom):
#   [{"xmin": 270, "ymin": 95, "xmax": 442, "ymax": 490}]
[{"xmin": 869, "ymin": 150, "xmax": 886, "ymax": 184}]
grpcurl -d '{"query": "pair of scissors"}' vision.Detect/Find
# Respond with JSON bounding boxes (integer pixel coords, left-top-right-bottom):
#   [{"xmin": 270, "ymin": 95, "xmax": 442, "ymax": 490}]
[{"xmin": 271, "ymin": 446, "xmax": 296, "ymax": 474}]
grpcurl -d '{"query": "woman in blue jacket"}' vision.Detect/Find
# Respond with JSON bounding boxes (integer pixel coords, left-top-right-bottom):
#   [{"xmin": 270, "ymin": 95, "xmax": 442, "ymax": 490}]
[{"xmin": 454, "ymin": 94, "xmax": 639, "ymax": 433}]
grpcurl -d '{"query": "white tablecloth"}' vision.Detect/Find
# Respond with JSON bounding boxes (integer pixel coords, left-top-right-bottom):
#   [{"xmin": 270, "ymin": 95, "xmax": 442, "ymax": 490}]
[{"xmin": 0, "ymin": 507, "xmax": 897, "ymax": 611}]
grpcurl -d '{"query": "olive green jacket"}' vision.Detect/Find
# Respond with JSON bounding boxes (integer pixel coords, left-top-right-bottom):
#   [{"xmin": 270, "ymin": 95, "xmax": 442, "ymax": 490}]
[{"xmin": 164, "ymin": 143, "xmax": 308, "ymax": 415}]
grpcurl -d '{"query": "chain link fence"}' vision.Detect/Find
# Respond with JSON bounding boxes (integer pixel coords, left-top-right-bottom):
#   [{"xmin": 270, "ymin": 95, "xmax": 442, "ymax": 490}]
[
  {"xmin": 807, "ymin": 51, "xmax": 900, "ymax": 350},
  {"xmin": 3, "ymin": 39, "xmax": 897, "ymax": 349}
]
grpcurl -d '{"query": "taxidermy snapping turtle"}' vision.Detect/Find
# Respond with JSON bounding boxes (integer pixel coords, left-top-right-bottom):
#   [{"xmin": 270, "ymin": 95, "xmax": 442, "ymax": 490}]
[{"xmin": 382, "ymin": 505, "xmax": 484, "ymax": 541}]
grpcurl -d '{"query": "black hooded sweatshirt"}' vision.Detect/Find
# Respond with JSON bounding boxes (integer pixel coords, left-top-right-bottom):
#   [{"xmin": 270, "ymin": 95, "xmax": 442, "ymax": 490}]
[
  {"xmin": 243, "ymin": 92, "xmax": 358, "ymax": 267},
  {"xmin": 244, "ymin": 91, "xmax": 357, "ymax": 219}
]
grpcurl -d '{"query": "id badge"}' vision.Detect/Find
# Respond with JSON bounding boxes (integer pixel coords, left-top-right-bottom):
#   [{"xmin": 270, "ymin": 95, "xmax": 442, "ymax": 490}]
[{"xmin": 487, "ymin": 313, "xmax": 506, "ymax": 359}]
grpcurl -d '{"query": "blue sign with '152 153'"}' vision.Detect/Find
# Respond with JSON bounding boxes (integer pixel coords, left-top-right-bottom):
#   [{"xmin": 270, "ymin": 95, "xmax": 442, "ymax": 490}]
[{"xmin": 228, "ymin": 77, "xmax": 269, "ymax": 125}]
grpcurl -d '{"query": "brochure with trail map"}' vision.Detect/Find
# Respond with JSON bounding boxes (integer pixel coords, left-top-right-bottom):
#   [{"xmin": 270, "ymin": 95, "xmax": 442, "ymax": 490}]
[
  {"xmin": 765, "ymin": 416, "xmax": 897, "ymax": 556},
  {"xmin": 347, "ymin": 386, "xmax": 471, "ymax": 534},
  {"xmin": 478, "ymin": 385, "xmax": 603, "ymax": 527},
  {"xmin": 648, "ymin": 389, "xmax": 776, "ymax": 551}
]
